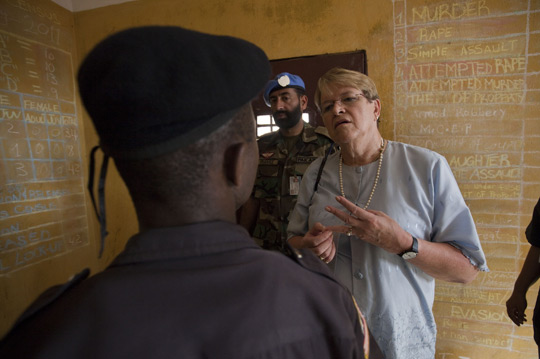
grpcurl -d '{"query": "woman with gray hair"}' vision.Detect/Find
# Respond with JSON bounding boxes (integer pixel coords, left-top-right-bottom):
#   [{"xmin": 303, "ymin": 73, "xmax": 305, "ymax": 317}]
[{"xmin": 287, "ymin": 67, "xmax": 488, "ymax": 359}]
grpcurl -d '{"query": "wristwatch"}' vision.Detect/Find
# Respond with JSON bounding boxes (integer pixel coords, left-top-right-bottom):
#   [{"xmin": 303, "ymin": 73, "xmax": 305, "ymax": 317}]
[{"xmin": 399, "ymin": 235, "xmax": 418, "ymax": 260}]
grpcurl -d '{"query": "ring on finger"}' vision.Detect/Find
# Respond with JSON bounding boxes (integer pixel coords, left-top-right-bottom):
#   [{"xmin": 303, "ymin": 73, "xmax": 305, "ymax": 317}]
[{"xmin": 346, "ymin": 226, "xmax": 353, "ymax": 237}]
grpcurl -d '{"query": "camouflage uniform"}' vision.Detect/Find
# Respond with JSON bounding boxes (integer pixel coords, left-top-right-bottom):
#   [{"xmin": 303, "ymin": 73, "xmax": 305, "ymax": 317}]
[{"xmin": 252, "ymin": 123, "xmax": 333, "ymax": 252}]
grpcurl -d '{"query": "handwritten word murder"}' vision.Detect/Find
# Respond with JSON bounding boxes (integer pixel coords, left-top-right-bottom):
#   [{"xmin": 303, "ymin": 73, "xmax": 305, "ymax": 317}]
[{"xmin": 412, "ymin": 0, "xmax": 490, "ymax": 24}]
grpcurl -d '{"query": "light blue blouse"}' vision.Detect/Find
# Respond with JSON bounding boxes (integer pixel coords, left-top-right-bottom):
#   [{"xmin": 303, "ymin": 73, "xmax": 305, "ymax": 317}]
[{"xmin": 288, "ymin": 141, "xmax": 488, "ymax": 359}]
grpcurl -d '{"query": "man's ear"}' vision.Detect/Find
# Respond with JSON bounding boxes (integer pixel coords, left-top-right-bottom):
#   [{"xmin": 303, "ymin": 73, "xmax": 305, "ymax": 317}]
[
  {"xmin": 300, "ymin": 94, "xmax": 308, "ymax": 111},
  {"xmin": 223, "ymin": 141, "xmax": 246, "ymax": 187}
]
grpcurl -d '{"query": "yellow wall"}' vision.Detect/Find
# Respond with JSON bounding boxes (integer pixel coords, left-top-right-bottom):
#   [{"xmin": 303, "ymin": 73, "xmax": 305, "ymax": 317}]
[
  {"xmin": 1, "ymin": 0, "xmax": 539, "ymax": 358},
  {"xmin": 73, "ymin": 1, "xmax": 540, "ymax": 358}
]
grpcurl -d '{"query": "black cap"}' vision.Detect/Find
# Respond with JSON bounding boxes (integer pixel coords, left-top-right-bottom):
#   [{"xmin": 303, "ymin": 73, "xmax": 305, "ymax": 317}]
[{"xmin": 78, "ymin": 26, "xmax": 270, "ymax": 160}]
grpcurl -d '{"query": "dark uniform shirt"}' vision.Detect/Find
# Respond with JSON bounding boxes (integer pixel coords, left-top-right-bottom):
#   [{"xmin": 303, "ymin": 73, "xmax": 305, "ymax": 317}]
[
  {"xmin": 0, "ymin": 221, "xmax": 378, "ymax": 359},
  {"xmin": 253, "ymin": 123, "xmax": 333, "ymax": 252}
]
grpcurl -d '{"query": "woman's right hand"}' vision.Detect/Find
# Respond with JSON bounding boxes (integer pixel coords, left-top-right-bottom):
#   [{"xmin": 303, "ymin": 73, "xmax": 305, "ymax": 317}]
[{"xmin": 288, "ymin": 222, "xmax": 336, "ymax": 263}]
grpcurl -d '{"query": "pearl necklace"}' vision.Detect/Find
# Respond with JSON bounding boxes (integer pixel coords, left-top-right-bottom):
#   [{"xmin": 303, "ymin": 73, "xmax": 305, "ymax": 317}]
[{"xmin": 339, "ymin": 138, "xmax": 386, "ymax": 210}]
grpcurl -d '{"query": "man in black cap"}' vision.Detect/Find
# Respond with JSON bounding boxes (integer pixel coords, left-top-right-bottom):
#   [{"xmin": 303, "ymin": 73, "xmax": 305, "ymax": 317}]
[
  {"xmin": 0, "ymin": 26, "xmax": 381, "ymax": 358},
  {"xmin": 239, "ymin": 72, "xmax": 334, "ymax": 253}
]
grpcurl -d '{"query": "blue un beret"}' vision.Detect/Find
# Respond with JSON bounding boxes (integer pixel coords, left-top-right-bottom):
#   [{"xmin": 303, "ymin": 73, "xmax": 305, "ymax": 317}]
[
  {"xmin": 263, "ymin": 72, "xmax": 306, "ymax": 107},
  {"xmin": 78, "ymin": 26, "xmax": 271, "ymax": 160}
]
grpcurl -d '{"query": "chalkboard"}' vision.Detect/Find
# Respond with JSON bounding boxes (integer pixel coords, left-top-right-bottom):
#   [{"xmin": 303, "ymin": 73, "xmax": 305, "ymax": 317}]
[
  {"xmin": 392, "ymin": 0, "xmax": 539, "ymax": 357},
  {"xmin": 0, "ymin": 0, "xmax": 93, "ymax": 335}
]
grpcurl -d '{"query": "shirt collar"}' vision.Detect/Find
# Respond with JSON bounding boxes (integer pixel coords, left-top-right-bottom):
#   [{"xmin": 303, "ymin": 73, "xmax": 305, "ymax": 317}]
[{"xmin": 110, "ymin": 221, "xmax": 258, "ymax": 266}]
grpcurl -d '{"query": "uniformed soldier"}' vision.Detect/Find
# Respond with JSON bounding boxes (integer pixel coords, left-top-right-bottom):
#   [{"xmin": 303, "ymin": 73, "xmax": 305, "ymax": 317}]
[
  {"xmin": 239, "ymin": 72, "xmax": 334, "ymax": 253},
  {"xmin": 0, "ymin": 26, "xmax": 382, "ymax": 359}
]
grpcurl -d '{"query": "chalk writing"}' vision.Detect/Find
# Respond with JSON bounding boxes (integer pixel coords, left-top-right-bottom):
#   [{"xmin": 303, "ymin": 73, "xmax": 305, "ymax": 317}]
[
  {"xmin": 448, "ymin": 153, "xmax": 516, "ymax": 168},
  {"xmin": 0, "ymin": 237, "xmax": 65, "ymax": 271},
  {"xmin": 406, "ymin": 91, "xmax": 523, "ymax": 105},
  {"xmin": 8, "ymin": 0, "xmax": 62, "ymax": 24},
  {"xmin": 477, "ymin": 227, "xmax": 519, "ymax": 243},
  {"xmin": 478, "ymin": 271, "xmax": 518, "ymax": 288},
  {"xmin": 435, "ymin": 286, "xmax": 508, "ymax": 305},
  {"xmin": 403, "ymin": 58, "xmax": 526, "ymax": 80},
  {"xmin": 407, "ymin": 39, "xmax": 523, "ymax": 62},
  {"xmin": 450, "ymin": 305, "xmax": 506, "ymax": 322},
  {"xmin": 459, "ymin": 182, "xmax": 520, "ymax": 199},
  {"xmin": 393, "ymin": 0, "xmax": 538, "ymax": 354},
  {"xmin": 409, "ymin": 137, "xmax": 523, "ymax": 153},
  {"xmin": 407, "ymin": 77, "xmax": 524, "ymax": 92},
  {"xmin": 441, "ymin": 318, "xmax": 469, "ymax": 330},
  {"xmin": 411, "ymin": 1, "xmax": 490, "ymax": 24},
  {"xmin": 439, "ymin": 328, "xmax": 510, "ymax": 348},
  {"xmin": 452, "ymin": 167, "xmax": 521, "ymax": 181},
  {"xmin": 0, "ymin": 0, "xmax": 90, "ymax": 275},
  {"xmin": 417, "ymin": 26, "xmax": 454, "ymax": 41},
  {"xmin": 454, "ymin": 107, "xmax": 505, "ymax": 118},
  {"xmin": 0, "ymin": 228, "xmax": 51, "ymax": 250}
]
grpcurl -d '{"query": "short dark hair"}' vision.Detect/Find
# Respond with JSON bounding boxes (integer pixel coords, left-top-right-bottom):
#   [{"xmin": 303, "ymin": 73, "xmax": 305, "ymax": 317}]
[
  {"xmin": 293, "ymin": 88, "xmax": 306, "ymax": 98},
  {"xmin": 115, "ymin": 105, "xmax": 255, "ymax": 209}
]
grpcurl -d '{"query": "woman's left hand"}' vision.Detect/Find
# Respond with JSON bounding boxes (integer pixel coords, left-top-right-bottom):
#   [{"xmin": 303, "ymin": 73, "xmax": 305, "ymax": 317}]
[{"xmin": 325, "ymin": 196, "xmax": 411, "ymax": 255}]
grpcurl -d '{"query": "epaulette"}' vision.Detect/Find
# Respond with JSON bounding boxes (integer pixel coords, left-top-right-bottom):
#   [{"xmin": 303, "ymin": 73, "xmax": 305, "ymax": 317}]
[
  {"xmin": 314, "ymin": 125, "xmax": 331, "ymax": 139},
  {"xmin": 282, "ymin": 243, "xmax": 338, "ymax": 283},
  {"xmin": 282, "ymin": 242, "xmax": 305, "ymax": 262},
  {"xmin": 7, "ymin": 268, "xmax": 90, "ymax": 331}
]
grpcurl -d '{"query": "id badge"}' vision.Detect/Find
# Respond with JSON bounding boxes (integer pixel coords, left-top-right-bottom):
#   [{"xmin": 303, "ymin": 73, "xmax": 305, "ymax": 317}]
[{"xmin": 289, "ymin": 176, "xmax": 300, "ymax": 195}]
